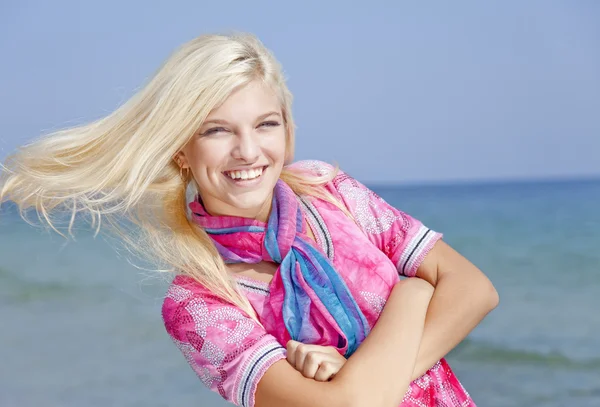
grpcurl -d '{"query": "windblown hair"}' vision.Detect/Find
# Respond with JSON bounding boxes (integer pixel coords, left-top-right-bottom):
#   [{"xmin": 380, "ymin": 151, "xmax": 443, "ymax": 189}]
[{"xmin": 0, "ymin": 33, "xmax": 342, "ymax": 321}]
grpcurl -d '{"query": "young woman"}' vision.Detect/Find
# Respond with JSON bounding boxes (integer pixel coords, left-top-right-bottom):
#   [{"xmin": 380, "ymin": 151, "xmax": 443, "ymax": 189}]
[{"xmin": 1, "ymin": 33, "xmax": 499, "ymax": 407}]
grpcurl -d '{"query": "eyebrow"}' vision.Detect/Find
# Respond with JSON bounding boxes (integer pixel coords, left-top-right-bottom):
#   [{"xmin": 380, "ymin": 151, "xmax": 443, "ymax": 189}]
[{"xmin": 202, "ymin": 111, "xmax": 281, "ymax": 126}]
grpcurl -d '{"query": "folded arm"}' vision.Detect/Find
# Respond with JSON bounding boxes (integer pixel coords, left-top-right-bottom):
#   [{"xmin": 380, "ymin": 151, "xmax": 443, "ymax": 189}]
[
  {"xmin": 255, "ymin": 240, "xmax": 499, "ymax": 407},
  {"xmin": 316, "ymin": 165, "xmax": 499, "ymax": 380},
  {"xmin": 283, "ymin": 239, "xmax": 500, "ymax": 384},
  {"xmin": 410, "ymin": 239, "xmax": 499, "ymax": 379},
  {"xmin": 256, "ymin": 278, "xmax": 434, "ymax": 407}
]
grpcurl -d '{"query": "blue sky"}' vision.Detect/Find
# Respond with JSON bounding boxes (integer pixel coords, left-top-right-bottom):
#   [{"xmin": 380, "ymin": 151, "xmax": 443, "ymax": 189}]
[{"xmin": 1, "ymin": 1, "xmax": 598, "ymax": 183}]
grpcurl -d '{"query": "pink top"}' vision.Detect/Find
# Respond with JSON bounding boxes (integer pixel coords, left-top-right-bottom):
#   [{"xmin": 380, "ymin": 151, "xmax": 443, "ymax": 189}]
[{"xmin": 162, "ymin": 160, "xmax": 475, "ymax": 407}]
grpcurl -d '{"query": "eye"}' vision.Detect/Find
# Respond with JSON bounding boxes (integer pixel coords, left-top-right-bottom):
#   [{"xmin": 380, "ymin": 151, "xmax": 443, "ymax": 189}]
[
  {"xmin": 201, "ymin": 127, "xmax": 228, "ymax": 136},
  {"xmin": 259, "ymin": 121, "xmax": 281, "ymax": 128}
]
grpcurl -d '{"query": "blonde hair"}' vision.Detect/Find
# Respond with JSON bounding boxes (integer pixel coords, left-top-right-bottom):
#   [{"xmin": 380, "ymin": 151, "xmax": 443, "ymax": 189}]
[{"xmin": 0, "ymin": 33, "xmax": 343, "ymax": 321}]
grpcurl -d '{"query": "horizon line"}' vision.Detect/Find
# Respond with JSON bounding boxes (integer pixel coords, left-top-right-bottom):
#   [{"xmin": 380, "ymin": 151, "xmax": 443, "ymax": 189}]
[{"xmin": 364, "ymin": 173, "xmax": 600, "ymax": 189}]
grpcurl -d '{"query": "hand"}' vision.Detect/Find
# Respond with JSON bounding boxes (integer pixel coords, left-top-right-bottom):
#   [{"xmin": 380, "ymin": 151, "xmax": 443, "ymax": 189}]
[{"xmin": 286, "ymin": 340, "xmax": 347, "ymax": 382}]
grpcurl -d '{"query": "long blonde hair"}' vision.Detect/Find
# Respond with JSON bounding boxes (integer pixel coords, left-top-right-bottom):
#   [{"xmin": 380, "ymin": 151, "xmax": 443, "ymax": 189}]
[{"xmin": 0, "ymin": 33, "xmax": 342, "ymax": 321}]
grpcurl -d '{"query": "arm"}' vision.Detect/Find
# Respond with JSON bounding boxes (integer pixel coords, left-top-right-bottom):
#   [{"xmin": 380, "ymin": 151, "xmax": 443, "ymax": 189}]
[
  {"xmin": 317, "ymin": 165, "xmax": 499, "ymax": 381},
  {"xmin": 256, "ymin": 278, "xmax": 434, "ymax": 407},
  {"xmin": 164, "ymin": 275, "xmax": 432, "ymax": 407},
  {"xmin": 410, "ymin": 239, "xmax": 499, "ymax": 379},
  {"xmin": 284, "ymin": 241, "xmax": 499, "ymax": 384}
]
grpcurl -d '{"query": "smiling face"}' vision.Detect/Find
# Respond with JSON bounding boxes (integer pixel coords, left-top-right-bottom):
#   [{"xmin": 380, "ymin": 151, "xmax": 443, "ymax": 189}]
[{"xmin": 176, "ymin": 80, "xmax": 287, "ymax": 221}]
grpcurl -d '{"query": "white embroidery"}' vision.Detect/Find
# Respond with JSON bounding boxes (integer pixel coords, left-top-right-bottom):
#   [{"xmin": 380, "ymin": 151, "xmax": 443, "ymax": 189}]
[
  {"xmin": 360, "ymin": 291, "xmax": 387, "ymax": 317},
  {"xmin": 200, "ymin": 338, "xmax": 226, "ymax": 367},
  {"xmin": 295, "ymin": 160, "xmax": 332, "ymax": 176},
  {"xmin": 169, "ymin": 290, "xmax": 287, "ymax": 407},
  {"xmin": 166, "ymin": 284, "xmax": 193, "ymax": 302},
  {"xmin": 337, "ymin": 180, "xmax": 401, "ymax": 235},
  {"xmin": 173, "ymin": 340, "xmax": 217, "ymax": 388},
  {"xmin": 186, "ymin": 297, "xmax": 255, "ymax": 348}
]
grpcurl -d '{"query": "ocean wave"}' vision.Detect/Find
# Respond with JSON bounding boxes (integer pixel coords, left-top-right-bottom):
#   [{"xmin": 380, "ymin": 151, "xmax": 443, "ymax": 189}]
[{"xmin": 450, "ymin": 338, "xmax": 600, "ymax": 370}]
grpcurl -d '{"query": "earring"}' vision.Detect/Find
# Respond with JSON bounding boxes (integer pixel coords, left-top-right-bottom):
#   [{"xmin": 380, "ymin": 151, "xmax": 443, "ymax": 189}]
[
  {"xmin": 174, "ymin": 156, "xmax": 189, "ymax": 182},
  {"xmin": 180, "ymin": 166, "xmax": 190, "ymax": 182}
]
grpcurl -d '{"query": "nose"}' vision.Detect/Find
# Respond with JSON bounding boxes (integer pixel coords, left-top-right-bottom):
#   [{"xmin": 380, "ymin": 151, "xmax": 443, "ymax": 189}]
[{"xmin": 232, "ymin": 131, "xmax": 260, "ymax": 162}]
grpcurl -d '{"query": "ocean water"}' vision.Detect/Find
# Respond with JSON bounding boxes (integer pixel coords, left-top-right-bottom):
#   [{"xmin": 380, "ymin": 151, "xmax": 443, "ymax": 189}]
[{"xmin": 1, "ymin": 178, "xmax": 599, "ymax": 407}]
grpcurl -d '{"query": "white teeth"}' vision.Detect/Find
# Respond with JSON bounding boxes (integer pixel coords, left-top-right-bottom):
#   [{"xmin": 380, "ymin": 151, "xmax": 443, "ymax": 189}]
[{"xmin": 226, "ymin": 167, "xmax": 264, "ymax": 180}]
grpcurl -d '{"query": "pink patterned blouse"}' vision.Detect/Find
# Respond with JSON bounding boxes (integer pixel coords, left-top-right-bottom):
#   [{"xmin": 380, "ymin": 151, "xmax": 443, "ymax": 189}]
[{"xmin": 162, "ymin": 160, "xmax": 475, "ymax": 407}]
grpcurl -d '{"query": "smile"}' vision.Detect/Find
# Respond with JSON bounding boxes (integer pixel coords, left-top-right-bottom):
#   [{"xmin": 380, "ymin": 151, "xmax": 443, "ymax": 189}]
[{"xmin": 224, "ymin": 166, "xmax": 266, "ymax": 181}]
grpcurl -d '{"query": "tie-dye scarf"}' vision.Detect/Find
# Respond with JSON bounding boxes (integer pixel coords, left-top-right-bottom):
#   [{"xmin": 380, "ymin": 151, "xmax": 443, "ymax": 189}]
[{"xmin": 189, "ymin": 179, "xmax": 370, "ymax": 356}]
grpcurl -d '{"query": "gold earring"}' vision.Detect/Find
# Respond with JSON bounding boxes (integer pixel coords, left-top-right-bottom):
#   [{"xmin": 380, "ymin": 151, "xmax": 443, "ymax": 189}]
[
  {"xmin": 174, "ymin": 156, "xmax": 187, "ymax": 181},
  {"xmin": 180, "ymin": 166, "xmax": 190, "ymax": 182}
]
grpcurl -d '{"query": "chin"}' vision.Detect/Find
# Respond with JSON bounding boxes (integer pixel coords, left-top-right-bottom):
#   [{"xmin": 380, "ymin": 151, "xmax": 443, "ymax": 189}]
[
  {"xmin": 231, "ymin": 194, "xmax": 270, "ymax": 211},
  {"xmin": 232, "ymin": 184, "xmax": 276, "ymax": 213}
]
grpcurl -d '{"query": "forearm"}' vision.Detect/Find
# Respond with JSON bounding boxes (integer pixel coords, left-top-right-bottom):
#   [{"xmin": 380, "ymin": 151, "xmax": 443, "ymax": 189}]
[
  {"xmin": 411, "ymin": 273, "xmax": 499, "ymax": 379},
  {"xmin": 331, "ymin": 278, "xmax": 433, "ymax": 407}
]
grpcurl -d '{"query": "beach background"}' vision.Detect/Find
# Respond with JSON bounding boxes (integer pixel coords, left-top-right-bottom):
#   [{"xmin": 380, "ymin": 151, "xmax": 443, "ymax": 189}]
[
  {"xmin": 1, "ymin": 178, "xmax": 599, "ymax": 407},
  {"xmin": 1, "ymin": 1, "xmax": 599, "ymax": 406}
]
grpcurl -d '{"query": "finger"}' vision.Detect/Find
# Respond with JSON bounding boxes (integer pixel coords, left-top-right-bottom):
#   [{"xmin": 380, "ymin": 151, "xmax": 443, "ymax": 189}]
[
  {"xmin": 301, "ymin": 351, "xmax": 325, "ymax": 379},
  {"xmin": 294, "ymin": 344, "xmax": 326, "ymax": 372},
  {"xmin": 311, "ymin": 352, "xmax": 342, "ymax": 364},
  {"xmin": 317, "ymin": 345, "xmax": 341, "ymax": 356},
  {"xmin": 294, "ymin": 343, "xmax": 309, "ymax": 371},
  {"xmin": 304, "ymin": 349, "xmax": 346, "ymax": 372},
  {"xmin": 287, "ymin": 341, "xmax": 319, "ymax": 370},
  {"xmin": 287, "ymin": 341, "xmax": 342, "ymax": 371},
  {"xmin": 286, "ymin": 340, "xmax": 300, "ymax": 366},
  {"xmin": 314, "ymin": 361, "xmax": 341, "ymax": 382}
]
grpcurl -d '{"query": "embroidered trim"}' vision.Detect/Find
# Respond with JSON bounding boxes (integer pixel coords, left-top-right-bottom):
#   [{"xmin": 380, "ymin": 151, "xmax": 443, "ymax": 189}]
[
  {"xmin": 397, "ymin": 225, "xmax": 439, "ymax": 276},
  {"xmin": 237, "ymin": 339, "xmax": 287, "ymax": 407},
  {"xmin": 299, "ymin": 195, "xmax": 334, "ymax": 260},
  {"xmin": 236, "ymin": 277, "xmax": 270, "ymax": 296}
]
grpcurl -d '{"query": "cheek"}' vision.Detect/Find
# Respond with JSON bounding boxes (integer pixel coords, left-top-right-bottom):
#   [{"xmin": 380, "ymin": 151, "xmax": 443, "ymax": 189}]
[
  {"xmin": 266, "ymin": 132, "xmax": 287, "ymax": 161},
  {"xmin": 187, "ymin": 141, "xmax": 225, "ymax": 172}
]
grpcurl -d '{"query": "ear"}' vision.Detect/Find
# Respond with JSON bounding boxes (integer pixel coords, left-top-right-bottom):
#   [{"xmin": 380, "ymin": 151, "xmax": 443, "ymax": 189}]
[{"xmin": 173, "ymin": 150, "xmax": 190, "ymax": 169}]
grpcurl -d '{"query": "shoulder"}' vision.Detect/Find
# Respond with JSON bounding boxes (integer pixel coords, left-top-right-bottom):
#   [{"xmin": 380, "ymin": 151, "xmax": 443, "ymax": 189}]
[
  {"xmin": 284, "ymin": 160, "xmax": 350, "ymax": 196},
  {"xmin": 162, "ymin": 274, "xmax": 233, "ymax": 312},
  {"xmin": 161, "ymin": 274, "xmax": 263, "ymax": 344},
  {"xmin": 160, "ymin": 276, "xmax": 287, "ymax": 407},
  {"xmin": 161, "ymin": 275, "xmax": 220, "ymax": 337},
  {"xmin": 285, "ymin": 159, "xmax": 337, "ymax": 177},
  {"xmin": 162, "ymin": 274, "xmax": 208, "ymax": 306}
]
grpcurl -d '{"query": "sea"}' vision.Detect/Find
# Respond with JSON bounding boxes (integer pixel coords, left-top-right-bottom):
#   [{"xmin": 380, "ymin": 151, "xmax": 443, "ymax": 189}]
[{"xmin": 1, "ymin": 178, "xmax": 599, "ymax": 407}]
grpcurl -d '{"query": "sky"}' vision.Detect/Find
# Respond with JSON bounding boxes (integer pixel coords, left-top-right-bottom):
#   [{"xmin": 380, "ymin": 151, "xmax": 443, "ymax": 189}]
[{"xmin": 1, "ymin": 1, "xmax": 598, "ymax": 184}]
